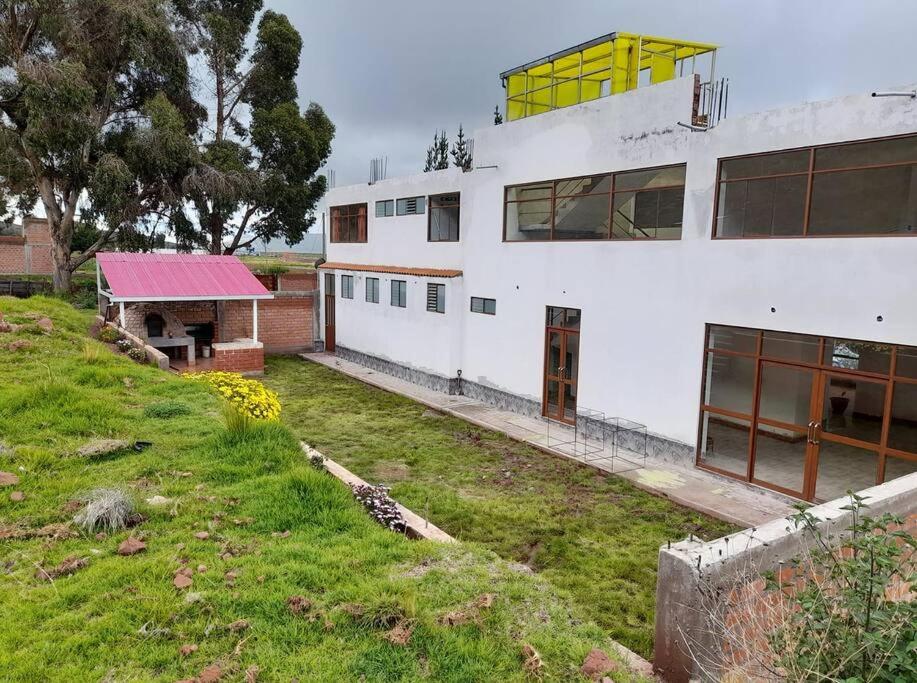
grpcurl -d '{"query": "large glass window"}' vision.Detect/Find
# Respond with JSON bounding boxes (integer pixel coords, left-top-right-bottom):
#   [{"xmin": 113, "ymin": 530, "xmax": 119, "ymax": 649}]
[
  {"xmin": 504, "ymin": 165, "xmax": 686, "ymax": 242},
  {"xmin": 428, "ymin": 193, "xmax": 460, "ymax": 241},
  {"xmin": 330, "ymin": 204, "xmax": 367, "ymax": 243},
  {"xmin": 715, "ymin": 134, "xmax": 917, "ymax": 238}
]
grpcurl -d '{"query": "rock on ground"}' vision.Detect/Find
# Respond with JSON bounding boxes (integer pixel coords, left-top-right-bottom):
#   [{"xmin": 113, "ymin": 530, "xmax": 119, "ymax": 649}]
[
  {"xmin": 580, "ymin": 648, "xmax": 619, "ymax": 680},
  {"xmin": 76, "ymin": 439, "xmax": 130, "ymax": 458},
  {"xmin": 0, "ymin": 472, "xmax": 20, "ymax": 486}
]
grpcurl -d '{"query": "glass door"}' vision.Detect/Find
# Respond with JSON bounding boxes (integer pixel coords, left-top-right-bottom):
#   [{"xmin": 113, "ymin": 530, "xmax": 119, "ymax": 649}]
[
  {"xmin": 542, "ymin": 307, "xmax": 581, "ymax": 425},
  {"xmin": 751, "ymin": 361, "xmax": 819, "ymax": 499},
  {"xmin": 811, "ymin": 372, "xmax": 887, "ymax": 502}
]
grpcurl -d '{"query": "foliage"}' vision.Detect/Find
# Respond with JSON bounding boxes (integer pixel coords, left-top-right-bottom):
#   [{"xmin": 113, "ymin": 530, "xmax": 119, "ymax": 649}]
[
  {"xmin": 0, "ymin": 1, "xmax": 202, "ymax": 291},
  {"xmin": 188, "ymin": 371, "xmax": 281, "ymax": 422},
  {"xmin": 451, "ymin": 124, "xmax": 473, "ymax": 171},
  {"xmin": 73, "ymin": 488, "xmax": 136, "ymax": 533},
  {"xmin": 264, "ymin": 356, "xmax": 737, "ymax": 658},
  {"xmin": 352, "ymin": 484, "xmax": 407, "ymax": 533},
  {"xmin": 253, "ymin": 263, "xmax": 289, "ymax": 275},
  {"xmin": 115, "ymin": 339, "xmax": 133, "ymax": 353},
  {"xmin": 494, "ymin": 105, "xmax": 504, "ymax": 125},
  {"xmin": 424, "ymin": 130, "xmax": 449, "ymax": 172},
  {"xmin": 765, "ymin": 495, "xmax": 916, "ymax": 682},
  {"xmin": 126, "ymin": 347, "xmax": 148, "ymax": 364},
  {"xmin": 81, "ymin": 341, "xmax": 104, "ymax": 364},
  {"xmin": 0, "ymin": 295, "xmax": 638, "ymax": 681},
  {"xmin": 96, "ymin": 326, "xmax": 121, "ymax": 344},
  {"xmin": 173, "ymin": 2, "xmax": 334, "ymax": 254},
  {"xmin": 143, "ymin": 400, "xmax": 192, "ymax": 419}
]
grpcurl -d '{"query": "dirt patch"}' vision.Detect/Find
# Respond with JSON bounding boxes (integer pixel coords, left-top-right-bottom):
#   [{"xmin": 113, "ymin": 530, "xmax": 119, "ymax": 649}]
[
  {"xmin": 370, "ymin": 461, "xmax": 411, "ymax": 482},
  {"xmin": 35, "ymin": 555, "xmax": 88, "ymax": 581},
  {"xmin": 0, "ymin": 523, "xmax": 75, "ymax": 541},
  {"xmin": 383, "ymin": 619, "xmax": 415, "ymax": 645},
  {"xmin": 439, "ymin": 593, "xmax": 495, "ymax": 627}
]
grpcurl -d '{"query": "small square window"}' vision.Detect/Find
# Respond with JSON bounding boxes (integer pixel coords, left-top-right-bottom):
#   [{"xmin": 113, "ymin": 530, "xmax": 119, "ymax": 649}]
[
  {"xmin": 396, "ymin": 196, "xmax": 426, "ymax": 216},
  {"xmin": 391, "ymin": 280, "xmax": 406, "ymax": 308},
  {"xmin": 365, "ymin": 277, "xmax": 379, "ymax": 303},
  {"xmin": 470, "ymin": 297, "xmax": 496, "ymax": 315},
  {"xmin": 429, "ymin": 193, "xmax": 460, "ymax": 241},
  {"xmin": 426, "ymin": 282, "xmax": 445, "ymax": 313},
  {"xmin": 375, "ymin": 200, "xmax": 394, "ymax": 218},
  {"xmin": 341, "ymin": 274, "xmax": 353, "ymax": 299}
]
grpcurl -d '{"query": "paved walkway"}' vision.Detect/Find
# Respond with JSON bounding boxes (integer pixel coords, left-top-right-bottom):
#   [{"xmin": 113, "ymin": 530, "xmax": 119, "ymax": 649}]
[{"xmin": 299, "ymin": 353, "xmax": 796, "ymax": 528}]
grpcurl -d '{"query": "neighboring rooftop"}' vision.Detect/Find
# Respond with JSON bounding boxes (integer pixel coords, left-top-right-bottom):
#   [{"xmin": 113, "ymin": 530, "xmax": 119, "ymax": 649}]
[
  {"xmin": 501, "ymin": 32, "xmax": 719, "ymax": 121},
  {"xmin": 96, "ymin": 252, "xmax": 273, "ymax": 302}
]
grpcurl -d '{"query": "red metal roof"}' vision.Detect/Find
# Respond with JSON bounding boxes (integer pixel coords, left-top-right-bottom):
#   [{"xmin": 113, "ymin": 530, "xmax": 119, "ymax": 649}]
[{"xmin": 96, "ymin": 252, "xmax": 272, "ymax": 301}]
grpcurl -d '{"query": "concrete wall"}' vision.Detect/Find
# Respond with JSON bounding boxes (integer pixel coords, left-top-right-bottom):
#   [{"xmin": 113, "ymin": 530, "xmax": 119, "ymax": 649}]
[
  {"xmin": 653, "ymin": 471, "xmax": 917, "ymax": 681},
  {"xmin": 323, "ymin": 76, "xmax": 917, "ymax": 452}
]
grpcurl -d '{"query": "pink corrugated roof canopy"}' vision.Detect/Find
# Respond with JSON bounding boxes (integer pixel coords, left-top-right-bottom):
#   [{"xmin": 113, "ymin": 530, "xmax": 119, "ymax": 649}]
[{"xmin": 96, "ymin": 252, "xmax": 273, "ymax": 302}]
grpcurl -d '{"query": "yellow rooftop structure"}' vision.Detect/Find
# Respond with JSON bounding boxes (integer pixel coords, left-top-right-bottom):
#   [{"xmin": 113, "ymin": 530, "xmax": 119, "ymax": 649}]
[{"xmin": 500, "ymin": 32, "xmax": 718, "ymax": 121}]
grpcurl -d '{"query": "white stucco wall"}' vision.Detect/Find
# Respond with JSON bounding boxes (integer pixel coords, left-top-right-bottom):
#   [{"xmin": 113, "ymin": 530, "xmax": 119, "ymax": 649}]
[{"xmin": 323, "ymin": 75, "xmax": 917, "ymax": 446}]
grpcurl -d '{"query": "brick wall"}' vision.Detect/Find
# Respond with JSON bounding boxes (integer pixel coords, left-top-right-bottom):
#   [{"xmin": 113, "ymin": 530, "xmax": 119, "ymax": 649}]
[
  {"xmin": 0, "ymin": 217, "xmax": 53, "ymax": 275},
  {"xmin": 213, "ymin": 343, "xmax": 264, "ymax": 374},
  {"xmin": 278, "ymin": 271, "xmax": 316, "ymax": 291},
  {"xmin": 223, "ymin": 294, "xmax": 313, "ymax": 354},
  {"xmin": 654, "ymin": 473, "xmax": 917, "ymax": 681}
]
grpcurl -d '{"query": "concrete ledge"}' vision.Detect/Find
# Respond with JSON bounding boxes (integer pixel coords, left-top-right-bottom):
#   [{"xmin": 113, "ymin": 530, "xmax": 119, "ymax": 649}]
[
  {"xmin": 96, "ymin": 315, "xmax": 169, "ymax": 370},
  {"xmin": 301, "ymin": 442, "xmax": 456, "ymax": 543}
]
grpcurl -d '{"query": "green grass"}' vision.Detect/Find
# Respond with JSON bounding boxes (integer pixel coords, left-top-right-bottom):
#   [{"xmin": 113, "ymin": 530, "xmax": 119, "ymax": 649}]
[
  {"xmin": 265, "ymin": 357, "xmax": 738, "ymax": 659},
  {"xmin": 0, "ymin": 296, "xmax": 642, "ymax": 682},
  {"xmin": 239, "ymin": 254, "xmax": 318, "ymax": 272}
]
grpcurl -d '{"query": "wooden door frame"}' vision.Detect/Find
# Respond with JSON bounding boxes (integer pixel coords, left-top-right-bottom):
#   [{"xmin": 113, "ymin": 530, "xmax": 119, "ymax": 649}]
[
  {"xmin": 324, "ymin": 273, "xmax": 336, "ymax": 353},
  {"xmin": 542, "ymin": 325, "xmax": 579, "ymax": 425}
]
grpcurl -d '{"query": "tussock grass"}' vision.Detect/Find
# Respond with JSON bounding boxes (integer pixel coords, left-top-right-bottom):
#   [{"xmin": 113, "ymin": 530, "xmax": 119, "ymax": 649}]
[
  {"xmin": 266, "ymin": 357, "xmax": 739, "ymax": 659},
  {"xmin": 0, "ymin": 296, "xmax": 632, "ymax": 682}
]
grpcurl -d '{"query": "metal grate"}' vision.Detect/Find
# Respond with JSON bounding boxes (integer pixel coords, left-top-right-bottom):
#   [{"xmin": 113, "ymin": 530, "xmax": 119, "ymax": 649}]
[{"xmin": 426, "ymin": 282, "xmax": 445, "ymax": 313}]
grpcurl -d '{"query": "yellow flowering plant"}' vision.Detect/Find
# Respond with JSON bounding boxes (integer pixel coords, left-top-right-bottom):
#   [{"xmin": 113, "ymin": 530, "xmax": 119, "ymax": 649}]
[{"xmin": 187, "ymin": 371, "xmax": 281, "ymax": 426}]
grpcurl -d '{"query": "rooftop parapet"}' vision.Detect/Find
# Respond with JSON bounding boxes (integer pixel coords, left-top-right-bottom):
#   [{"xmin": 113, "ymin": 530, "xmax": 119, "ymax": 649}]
[{"xmin": 500, "ymin": 32, "xmax": 719, "ymax": 122}]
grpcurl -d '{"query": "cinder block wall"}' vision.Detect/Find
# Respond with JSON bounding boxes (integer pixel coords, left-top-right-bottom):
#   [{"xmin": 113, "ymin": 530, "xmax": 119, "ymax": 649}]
[{"xmin": 654, "ymin": 473, "xmax": 917, "ymax": 682}]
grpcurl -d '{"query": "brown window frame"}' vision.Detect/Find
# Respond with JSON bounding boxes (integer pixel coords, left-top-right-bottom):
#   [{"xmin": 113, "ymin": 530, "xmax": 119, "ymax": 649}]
[
  {"xmin": 712, "ymin": 133, "xmax": 917, "ymax": 240},
  {"xmin": 428, "ymin": 193, "xmax": 461, "ymax": 242},
  {"xmin": 330, "ymin": 203, "xmax": 367, "ymax": 243},
  {"xmin": 502, "ymin": 163, "xmax": 686, "ymax": 242},
  {"xmin": 695, "ymin": 323, "xmax": 917, "ymax": 499}
]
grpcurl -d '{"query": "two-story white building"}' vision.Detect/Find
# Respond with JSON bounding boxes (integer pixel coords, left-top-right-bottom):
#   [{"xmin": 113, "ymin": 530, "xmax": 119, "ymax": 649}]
[{"xmin": 319, "ymin": 32, "xmax": 917, "ymax": 504}]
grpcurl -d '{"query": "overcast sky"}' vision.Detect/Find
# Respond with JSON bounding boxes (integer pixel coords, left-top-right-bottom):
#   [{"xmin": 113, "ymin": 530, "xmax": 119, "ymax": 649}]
[{"xmin": 269, "ymin": 0, "xmax": 917, "ymax": 191}]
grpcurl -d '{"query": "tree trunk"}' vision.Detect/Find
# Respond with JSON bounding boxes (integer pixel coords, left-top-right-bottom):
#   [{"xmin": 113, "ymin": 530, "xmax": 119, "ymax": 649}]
[
  {"xmin": 209, "ymin": 211, "xmax": 223, "ymax": 255},
  {"xmin": 50, "ymin": 232, "xmax": 72, "ymax": 293}
]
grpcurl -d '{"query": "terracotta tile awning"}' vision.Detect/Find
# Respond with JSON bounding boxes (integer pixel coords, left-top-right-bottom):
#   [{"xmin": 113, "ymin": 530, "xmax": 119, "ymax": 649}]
[{"xmin": 318, "ymin": 262, "xmax": 463, "ymax": 278}]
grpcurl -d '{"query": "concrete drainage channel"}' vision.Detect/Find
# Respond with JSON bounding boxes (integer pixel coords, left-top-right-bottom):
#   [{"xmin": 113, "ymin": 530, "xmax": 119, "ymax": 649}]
[{"xmin": 300, "ymin": 442, "xmax": 658, "ymax": 679}]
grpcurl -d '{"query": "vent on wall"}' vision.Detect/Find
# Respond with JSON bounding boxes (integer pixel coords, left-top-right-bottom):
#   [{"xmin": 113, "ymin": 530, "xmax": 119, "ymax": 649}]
[
  {"xmin": 426, "ymin": 282, "xmax": 445, "ymax": 313},
  {"xmin": 396, "ymin": 196, "xmax": 426, "ymax": 216}
]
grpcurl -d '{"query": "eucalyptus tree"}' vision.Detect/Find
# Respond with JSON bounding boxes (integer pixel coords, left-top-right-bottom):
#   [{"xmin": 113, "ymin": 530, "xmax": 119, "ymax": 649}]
[
  {"xmin": 0, "ymin": 0, "xmax": 201, "ymax": 291},
  {"xmin": 174, "ymin": 1, "xmax": 334, "ymax": 254}
]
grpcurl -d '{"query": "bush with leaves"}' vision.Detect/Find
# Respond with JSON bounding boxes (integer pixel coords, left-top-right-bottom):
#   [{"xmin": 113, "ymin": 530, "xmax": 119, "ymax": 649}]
[
  {"xmin": 764, "ymin": 494, "xmax": 916, "ymax": 682},
  {"xmin": 127, "ymin": 347, "xmax": 147, "ymax": 364},
  {"xmin": 97, "ymin": 326, "xmax": 121, "ymax": 344},
  {"xmin": 188, "ymin": 371, "xmax": 281, "ymax": 423}
]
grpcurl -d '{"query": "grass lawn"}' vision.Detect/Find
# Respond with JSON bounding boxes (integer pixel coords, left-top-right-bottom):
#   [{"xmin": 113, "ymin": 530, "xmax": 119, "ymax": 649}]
[
  {"xmin": 238, "ymin": 254, "xmax": 319, "ymax": 272},
  {"xmin": 0, "ymin": 296, "xmax": 642, "ymax": 682},
  {"xmin": 265, "ymin": 357, "xmax": 738, "ymax": 659}
]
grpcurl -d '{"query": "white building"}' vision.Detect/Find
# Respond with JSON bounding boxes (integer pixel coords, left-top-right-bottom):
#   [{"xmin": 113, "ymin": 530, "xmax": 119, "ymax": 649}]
[{"xmin": 319, "ymin": 32, "xmax": 917, "ymax": 503}]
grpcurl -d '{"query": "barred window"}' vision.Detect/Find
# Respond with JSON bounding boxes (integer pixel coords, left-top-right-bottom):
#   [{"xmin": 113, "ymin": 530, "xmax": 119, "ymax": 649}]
[{"xmin": 426, "ymin": 282, "xmax": 445, "ymax": 313}]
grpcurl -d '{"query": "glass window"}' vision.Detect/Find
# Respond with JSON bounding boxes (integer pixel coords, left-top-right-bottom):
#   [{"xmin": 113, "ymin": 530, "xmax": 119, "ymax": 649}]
[
  {"xmin": 814, "ymin": 136, "xmax": 917, "ymax": 170},
  {"xmin": 895, "ymin": 346, "xmax": 917, "ymax": 379},
  {"xmin": 340, "ymin": 275, "xmax": 353, "ymax": 299},
  {"xmin": 719, "ymin": 150, "xmax": 810, "ymax": 180},
  {"xmin": 324, "ymin": 272, "xmax": 334, "ymax": 294},
  {"xmin": 707, "ymin": 325, "xmax": 758, "ymax": 354},
  {"xmin": 396, "ymin": 196, "xmax": 425, "ymax": 216},
  {"xmin": 884, "ymin": 454, "xmax": 917, "ymax": 482},
  {"xmin": 506, "ymin": 183, "xmax": 552, "ymax": 202},
  {"xmin": 505, "ymin": 199, "xmax": 551, "ymax": 241},
  {"xmin": 426, "ymin": 282, "xmax": 445, "ymax": 313},
  {"xmin": 390, "ymin": 280, "xmax": 406, "ymax": 308},
  {"xmin": 546, "ymin": 306, "xmax": 580, "ymax": 329},
  {"xmin": 613, "ymin": 165, "xmax": 686, "ymax": 191},
  {"xmin": 698, "ymin": 412, "xmax": 750, "ymax": 476},
  {"xmin": 330, "ymin": 204, "xmax": 367, "ymax": 243},
  {"xmin": 375, "ymin": 200, "xmax": 394, "ymax": 218},
  {"xmin": 470, "ymin": 297, "xmax": 496, "ymax": 315},
  {"xmin": 887, "ymin": 382, "xmax": 917, "ymax": 455},
  {"xmin": 428, "ymin": 193, "xmax": 460, "ymax": 241},
  {"xmin": 715, "ymin": 175, "xmax": 807, "ymax": 237},
  {"xmin": 554, "ymin": 174, "xmax": 611, "ymax": 196},
  {"xmin": 613, "ymin": 187, "xmax": 685, "ymax": 239},
  {"xmin": 553, "ymin": 193, "xmax": 609, "ymax": 239},
  {"xmin": 365, "ymin": 277, "xmax": 379, "ymax": 303},
  {"xmin": 703, "ymin": 352, "xmax": 756, "ymax": 415},
  {"xmin": 762, "ymin": 330, "xmax": 821, "ymax": 363},
  {"xmin": 823, "ymin": 339, "xmax": 892, "ymax": 374},
  {"xmin": 808, "ymin": 166, "xmax": 917, "ymax": 236}
]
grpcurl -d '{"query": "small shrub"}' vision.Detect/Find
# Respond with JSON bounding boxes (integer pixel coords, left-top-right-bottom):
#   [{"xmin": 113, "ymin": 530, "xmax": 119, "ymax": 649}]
[
  {"xmin": 74, "ymin": 488, "xmax": 137, "ymax": 533},
  {"xmin": 144, "ymin": 401, "xmax": 192, "ymax": 419},
  {"xmin": 81, "ymin": 340, "xmax": 104, "ymax": 364},
  {"xmin": 97, "ymin": 326, "xmax": 121, "ymax": 343},
  {"xmin": 115, "ymin": 339, "xmax": 132, "ymax": 352},
  {"xmin": 127, "ymin": 347, "xmax": 147, "ymax": 364}
]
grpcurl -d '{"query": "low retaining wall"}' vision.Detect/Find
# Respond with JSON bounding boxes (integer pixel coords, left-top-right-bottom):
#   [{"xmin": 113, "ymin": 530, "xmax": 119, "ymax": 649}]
[
  {"xmin": 96, "ymin": 316, "xmax": 169, "ymax": 370},
  {"xmin": 654, "ymin": 472, "xmax": 917, "ymax": 682},
  {"xmin": 213, "ymin": 339, "xmax": 264, "ymax": 375}
]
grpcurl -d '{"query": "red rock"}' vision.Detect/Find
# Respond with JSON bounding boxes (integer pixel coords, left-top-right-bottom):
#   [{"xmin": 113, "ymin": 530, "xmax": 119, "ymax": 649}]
[
  {"xmin": 198, "ymin": 664, "xmax": 222, "ymax": 682},
  {"xmin": 34, "ymin": 317, "xmax": 53, "ymax": 334},
  {"xmin": 194, "ymin": 531, "xmax": 210, "ymax": 540},
  {"xmin": 173, "ymin": 572, "xmax": 193, "ymax": 589},
  {"xmin": 9, "ymin": 491, "xmax": 24, "ymax": 502},
  {"xmin": 118, "ymin": 537, "xmax": 146, "ymax": 556},
  {"xmin": 0, "ymin": 472, "xmax": 20, "ymax": 486},
  {"xmin": 580, "ymin": 648, "xmax": 618, "ymax": 680},
  {"xmin": 197, "ymin": 564, "xmax": 207, "ymax": 573},
  {"xmin": 179, "ymin": 643, "xmax": 198, "ymax": 657}
]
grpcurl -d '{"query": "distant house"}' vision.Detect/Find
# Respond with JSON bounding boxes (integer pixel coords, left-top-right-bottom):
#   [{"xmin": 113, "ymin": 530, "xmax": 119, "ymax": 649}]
[{"xmin": 0, "ymin": 217, "xmax": 53, "ymax": 275}]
